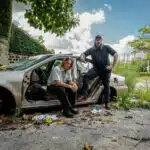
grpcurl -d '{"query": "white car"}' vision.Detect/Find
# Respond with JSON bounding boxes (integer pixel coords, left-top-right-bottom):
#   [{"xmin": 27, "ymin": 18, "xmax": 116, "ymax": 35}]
[{"xmin": 0, "ymin": 54, "xmax": 128, "ymax": 113}]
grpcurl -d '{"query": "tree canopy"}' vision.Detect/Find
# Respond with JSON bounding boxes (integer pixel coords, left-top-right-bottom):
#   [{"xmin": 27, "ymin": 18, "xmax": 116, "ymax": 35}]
[
  {"xmin": 128, "ymin": 26, "xmax": 150, "ymax": 52},
  {"xmin": 16, "ymin": 0, "xmax": 79, "ymax": 36}
]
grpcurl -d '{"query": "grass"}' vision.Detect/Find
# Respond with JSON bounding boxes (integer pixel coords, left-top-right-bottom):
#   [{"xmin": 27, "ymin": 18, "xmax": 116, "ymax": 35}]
[
  {"xmin": 112, "ymin": 61, "xmax": 150, "ymax": 110},
  {"xmin": 114, "ymin": 61, "xmax": 139, "ymax": 93},
  {"xmin": 136, "ymin": 76, "xmax": 150, "ymax": 82}
]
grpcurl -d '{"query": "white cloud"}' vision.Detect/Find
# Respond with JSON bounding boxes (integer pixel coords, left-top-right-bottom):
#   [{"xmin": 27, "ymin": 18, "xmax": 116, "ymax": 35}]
[
  {"xmin": 104, "ymin": 4, "xmax": 112, "ymax": 12},
  {"xmin": 12, "ymin": 9, "xmax": 105, "ymax": 54},
  {"xmin": 12, "ymin": 8, "xmax": 135, "ymax": 58},
  {"xmin": 111, "ymin": 35, "xmax": 135, "ymax": 54}
]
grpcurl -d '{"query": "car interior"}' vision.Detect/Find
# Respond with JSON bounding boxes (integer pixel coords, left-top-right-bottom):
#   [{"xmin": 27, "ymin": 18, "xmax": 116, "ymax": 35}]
[{"xmin": 25, "ymin": 58, "xmax": 102, "ymax": 103}]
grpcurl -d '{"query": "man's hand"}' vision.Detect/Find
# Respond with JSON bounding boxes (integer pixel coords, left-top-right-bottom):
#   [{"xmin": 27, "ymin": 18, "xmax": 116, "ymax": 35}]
[
  {"xmin": 106, "ymin": 65, "xmax": 114, "ymax": 71},
  {"xmin": 80, "ymin": 54, "xmax": 85, "ymax": 62},
  {"xmin": 69, "ymin": 84, "xmax": 78, "ymax": 92}
]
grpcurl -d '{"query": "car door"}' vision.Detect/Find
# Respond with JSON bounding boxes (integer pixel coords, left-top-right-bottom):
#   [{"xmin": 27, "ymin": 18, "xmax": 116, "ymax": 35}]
[
  {"xmin": 76, "ymin": 58, "xmax": 103, "ymax": 101},
  {"xmin": 21, "ymin": 56, "xmax": 77, "ymax": 108}
]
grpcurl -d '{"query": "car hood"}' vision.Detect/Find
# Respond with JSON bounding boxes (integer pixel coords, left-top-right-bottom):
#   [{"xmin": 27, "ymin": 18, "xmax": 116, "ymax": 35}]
[
  {"xmin": 0, "ymin": 71, "xmax": 25, "ymax": 82},
  {"xmin": 111, "ymin": 73, "xmax": 125, "ymax": 80}
]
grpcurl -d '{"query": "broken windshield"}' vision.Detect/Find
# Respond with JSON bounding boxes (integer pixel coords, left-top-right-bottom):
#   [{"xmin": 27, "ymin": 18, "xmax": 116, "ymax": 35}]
[{"xmin": 7, "ymin": 55, "xmax": 51, "ymax": 71}]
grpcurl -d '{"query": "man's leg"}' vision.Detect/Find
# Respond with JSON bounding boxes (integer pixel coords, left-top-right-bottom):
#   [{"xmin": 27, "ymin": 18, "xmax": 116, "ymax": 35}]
[
  {"xmin": 47, "ymin": 85, "xmax": 73, "ymax": 117},
  {"xmin": 101, "ymin": 72, "xmax": 111, "ymax": 109},
  {"xmin": 65, "ymin": 88, "xmax": 76, "ymax": 107},
  {"xmin": 81, "ymin": 67, "xmax": 99, "ymax": 97},
  {"xmin": 65, "ymin": 88, "xmax": 78, "ymax": 114}
]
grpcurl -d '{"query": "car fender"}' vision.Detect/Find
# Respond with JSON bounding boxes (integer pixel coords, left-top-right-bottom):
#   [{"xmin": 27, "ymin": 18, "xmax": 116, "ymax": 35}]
[{"xmin": 0, "ymin": 82, "xmax": 22, "ymax": 108}]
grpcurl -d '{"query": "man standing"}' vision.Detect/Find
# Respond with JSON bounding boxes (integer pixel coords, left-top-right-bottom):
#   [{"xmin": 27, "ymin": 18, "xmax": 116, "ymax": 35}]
[{"xmin": 79, "ymin": 35, "xmax": 118, "ymax": 109}]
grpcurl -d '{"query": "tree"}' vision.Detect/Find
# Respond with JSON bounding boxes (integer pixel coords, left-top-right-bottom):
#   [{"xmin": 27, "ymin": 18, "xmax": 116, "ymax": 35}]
[
  {"xmin": 0, "ymin": 0, "xmax": 79, "ymax": 64},
  {"xmin": 16, "ymin": 0, "xmax": 79, "ymax": 36},
  {"xmin": 128, "ymin": 26, "xmax": 150, "ymax": 52},
  {"xmin": 10, "ymin": 24, "xmax": 47, "ymax": 55},
  {"xmin": 0, "ymin": 0, "xmax": 12, "ymax": 64},
  {"xmin": 38, "ymin": 35, "xmax": 44, "ymax": 45},
  {"xmin": 49, "ymin": 49, "xmax": 55, "ymax": 54}
]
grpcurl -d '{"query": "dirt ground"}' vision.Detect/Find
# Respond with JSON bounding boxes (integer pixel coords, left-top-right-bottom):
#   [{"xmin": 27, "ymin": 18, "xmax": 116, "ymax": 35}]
[{"xmin": 0, "ymin": 106, "xmax": 150, "ymax": 150}]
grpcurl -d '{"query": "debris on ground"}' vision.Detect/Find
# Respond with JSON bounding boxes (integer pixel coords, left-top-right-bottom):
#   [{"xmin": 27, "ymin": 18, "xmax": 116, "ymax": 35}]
[
  {"xmin": 91, "ymin": 105, "xmax": 102, "ymax": 114},
  {"xmin": 0, "ymin": 105, "xmax": 115, "ymax": 130},
  {"xmin": 104, "ymin": 111, "xmax": 113, "ymax": 116},
  {"xmin": 124, "ymin": 115, "xmax": 133, "ymax": 119},
  {"xmin": 32, "ymin": 114, "xmax": 58, "ymax": 124},
  {"xmin": 22, "ymin": 114, "xmax": 34, "ymax": 120},
  {"xmin": 22, "ymin": 123, "xmax": 33, "ymax": 129},
  {"xmin": 83, "ymin": 144, "xmax": 93, "ymax": 150}
]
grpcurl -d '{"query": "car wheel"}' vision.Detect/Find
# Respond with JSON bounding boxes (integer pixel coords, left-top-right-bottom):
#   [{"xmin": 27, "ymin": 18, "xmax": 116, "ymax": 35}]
[
  {"xmin": 0, "ymin": 93, "xmax": 15, "ymax": 114},
  {"xmin": 98, "ymin": 87, "xmax": 117, "ymax": 104}
]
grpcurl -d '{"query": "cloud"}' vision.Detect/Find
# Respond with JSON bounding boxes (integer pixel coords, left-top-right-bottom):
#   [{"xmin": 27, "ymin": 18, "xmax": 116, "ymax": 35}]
[
  {"xmin": 111, "ymin": 35, "xmax": 135, "ymax": 54},
  {"xmin": 12, "ymin": 6, "xmax": 135, "ymax": 58},
  {"xmin": 104, "ymin": 4, "xmax": 112, "ymax": 12},
  {"xmin": 13, "ymin": 9, "xmax": 106, "ymax": 54}
]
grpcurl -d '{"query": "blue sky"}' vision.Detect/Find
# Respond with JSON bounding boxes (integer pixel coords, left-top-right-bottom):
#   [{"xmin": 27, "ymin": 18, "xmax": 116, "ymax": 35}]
[
  {"xmin": 75, "ymin": 0, "xmax": 150, "ymax": 43},
  {"xmin": 13, "ymin": 0, "xmax": 149, "ymax": 54}
]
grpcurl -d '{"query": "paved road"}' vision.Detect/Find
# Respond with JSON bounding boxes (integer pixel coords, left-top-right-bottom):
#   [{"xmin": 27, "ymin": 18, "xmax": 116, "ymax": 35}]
[{"xmin": 0, "ymin": 108, "xmax": 150, "ymax": 150}]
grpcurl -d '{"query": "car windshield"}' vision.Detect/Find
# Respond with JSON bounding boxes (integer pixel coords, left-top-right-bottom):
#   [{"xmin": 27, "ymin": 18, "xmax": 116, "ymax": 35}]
[{"xmin": 7, "ymin": 55, "xmax": 51, "ymax": 71}]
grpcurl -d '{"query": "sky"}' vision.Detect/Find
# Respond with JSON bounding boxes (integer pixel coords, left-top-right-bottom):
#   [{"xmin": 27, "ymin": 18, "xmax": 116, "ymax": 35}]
[{"xmin": 12, "ymin": 0, "xmax": 150, "ymax": 55}]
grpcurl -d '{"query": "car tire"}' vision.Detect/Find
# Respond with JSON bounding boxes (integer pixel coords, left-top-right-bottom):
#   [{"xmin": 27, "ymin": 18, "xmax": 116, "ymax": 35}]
[
  {"xmin": 98, "ymin": 88, "xmax": 116, "ymax": 104},
  {"xmin": 0, "ymin": 93, "xmax": 15, "ymax": 114}
]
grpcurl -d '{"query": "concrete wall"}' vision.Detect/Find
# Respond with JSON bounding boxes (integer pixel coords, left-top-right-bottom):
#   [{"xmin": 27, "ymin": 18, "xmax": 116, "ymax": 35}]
[{"xmin": 0, "ymin": 52, "xmax": 33, "ymax": 64}]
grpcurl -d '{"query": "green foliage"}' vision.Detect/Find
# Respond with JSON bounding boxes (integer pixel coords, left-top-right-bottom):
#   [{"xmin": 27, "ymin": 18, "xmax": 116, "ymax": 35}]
[
  {"xmin": 128, "ymin": 26, "xmax": 150, "ymax": 52},
  {"xmin": 113, "ymin": 61, "xmax": 150, "ymax": 109},
  {"xmin": 9, "ymin": 24, "xmax": 47, "ymax": 54},
  {"xmin": 49, "ymin": 49, "xmax": 55, "ymax": 54},
  {"xmin": 134, "ymin": 89, "xmax": 150, "ymax": 102},
  {"xmin": 0, "ymin": 0, "xmax": 12, "ymax": 40},
  {"xmin": 16, "ymin": 0, "xmax": 79, "ymax": 36},
  {"xmin": 111, "ymin": 93, "xmax": 135, "ymax": 110},
  {"xmin": 114, "ymin": 61, "xmax": 139, "ymax": 93},
  {"xmin": 139, "ymin": 26, "xmax": 150, "ymax": 33},
  {"xmin": 137, "ymin": 61, "xmax": 147, "ymax": 72},
  {"xmin": 139, "ymin": 72, "xmax": 150, "ymax": 76}
]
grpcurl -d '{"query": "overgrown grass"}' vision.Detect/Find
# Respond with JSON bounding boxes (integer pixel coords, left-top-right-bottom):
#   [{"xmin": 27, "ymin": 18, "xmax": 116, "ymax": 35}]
[
  {"xmin": 114, "ymin": 61, "xmax": 139, "ymax": 93},
  {"xmin": 112, "ymin": 61, "xmax": 150, "ymax": 110},
  {"xmin": 111, "ymin": 93, "xmax": 135, "ymax": 110}
]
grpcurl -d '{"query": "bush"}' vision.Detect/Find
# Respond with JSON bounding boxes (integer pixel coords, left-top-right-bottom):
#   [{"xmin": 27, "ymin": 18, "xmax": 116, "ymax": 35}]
[
  {"xmin": 137, "ymin": 61, "xmax": 147, "ymax": 72},
  {"xmin": 0, "ymin": 0, "xmax": 12, "ymax": 40},
  {"xmin": 9, "ymin": 24, "xmax": 47, "ymax": 55},
  {"xmin": 139, "ymin": 72, "xmax": 150, "ymax": 76},
  {"xmin": 114, "ymin": 61, "xmax": 139, "ymax": 93}
]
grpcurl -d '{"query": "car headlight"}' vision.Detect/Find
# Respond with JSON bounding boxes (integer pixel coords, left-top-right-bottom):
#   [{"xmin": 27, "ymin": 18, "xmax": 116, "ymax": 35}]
[
  {"xmin": 114, "ymin": 77, "xmax": 118, "ymax": 84},
  {"xmin": 113, "ymin": 77, "xmax": 125, "ymax": 86}
]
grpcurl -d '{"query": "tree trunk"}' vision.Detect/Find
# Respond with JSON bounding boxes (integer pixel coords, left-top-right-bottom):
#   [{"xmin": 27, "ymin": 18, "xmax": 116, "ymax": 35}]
[{"xmin": 0, "ymin": 0, "xmax": 12, "ymax": 65}]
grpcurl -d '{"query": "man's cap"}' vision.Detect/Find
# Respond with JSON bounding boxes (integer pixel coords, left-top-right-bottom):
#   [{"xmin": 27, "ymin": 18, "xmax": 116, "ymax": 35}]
[{"xmin": 95, "ymin": 35, "xmax": 102, "ymax": 39}]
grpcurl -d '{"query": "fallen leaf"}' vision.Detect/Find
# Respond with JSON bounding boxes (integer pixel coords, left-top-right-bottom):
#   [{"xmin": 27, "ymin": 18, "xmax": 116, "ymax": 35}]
[
  {"xmin": 83, "ymin": 144, "xmax": 93, "ymax": 150},
  {"xmin": 57, "ymin": 121, "xmax": 64, "ymax": 125},
  {"xmin": 44, "ymin": 118, "xmax": 53, "ymax": 125},
  {"xmin": 22, "ymin": 123, "xmax": 33, "ymax": 129},
  {"xmin": 124, "ymin": 115, "xmax": 133, "ymax": 119}
]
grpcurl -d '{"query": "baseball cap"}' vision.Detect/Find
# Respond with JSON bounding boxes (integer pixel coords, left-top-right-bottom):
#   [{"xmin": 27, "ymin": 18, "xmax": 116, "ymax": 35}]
[{"xmin": 95, "ymin": 35, "xmax": 102, "ymax": 39}]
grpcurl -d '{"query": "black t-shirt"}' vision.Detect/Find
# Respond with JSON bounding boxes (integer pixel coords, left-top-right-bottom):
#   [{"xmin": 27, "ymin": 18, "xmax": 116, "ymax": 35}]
[{"xmin": 83, "ymin": 44, "xmax": 117, "ymax": 72}]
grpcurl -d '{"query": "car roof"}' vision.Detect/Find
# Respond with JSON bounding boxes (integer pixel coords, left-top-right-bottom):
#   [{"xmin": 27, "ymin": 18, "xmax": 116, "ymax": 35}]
[{"xmin": 37, "ymin": 53, "xmax": 79, "ymax": 58}]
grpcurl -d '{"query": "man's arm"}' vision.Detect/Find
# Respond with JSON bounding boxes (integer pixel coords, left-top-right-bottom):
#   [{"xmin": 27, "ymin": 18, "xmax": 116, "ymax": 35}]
[
  {"xmin": 80, "ymin": 48, "xmax": 92, "ymax": 62},
  {"xmin": 106, "ymin": 45, "xmax": 118, "ymax": 70},
  {"xmin": 51, "ymin": 67, "xmax": 72, "ymax": 88},
  {"xmin": 112, "ymin": 53, "xmax": 118, "ymax": 68}
]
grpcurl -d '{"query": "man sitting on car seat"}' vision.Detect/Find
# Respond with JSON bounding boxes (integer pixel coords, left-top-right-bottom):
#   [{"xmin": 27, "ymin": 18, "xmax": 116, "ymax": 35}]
[{"xmin": 47, "ymin": 57, "xmax": 78, "ymax": 118}]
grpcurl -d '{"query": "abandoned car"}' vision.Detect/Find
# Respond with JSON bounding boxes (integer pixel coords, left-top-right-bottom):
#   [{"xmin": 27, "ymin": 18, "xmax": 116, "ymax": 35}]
[{"xmin": 0, "ymin": 54, "xmax": 128, "ymax": 112}]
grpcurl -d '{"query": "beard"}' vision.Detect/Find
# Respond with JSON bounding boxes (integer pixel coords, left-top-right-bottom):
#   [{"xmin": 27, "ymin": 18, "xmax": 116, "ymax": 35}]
[{"xmin": 95, "ymin": 42, "xmax": 101, "ymax": 47}]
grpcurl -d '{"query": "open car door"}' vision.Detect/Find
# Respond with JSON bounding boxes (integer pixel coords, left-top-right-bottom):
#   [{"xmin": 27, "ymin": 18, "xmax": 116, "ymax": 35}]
[{"xmin": 76, "ymin": 58, "xmax": 103, "ymax": 103}]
